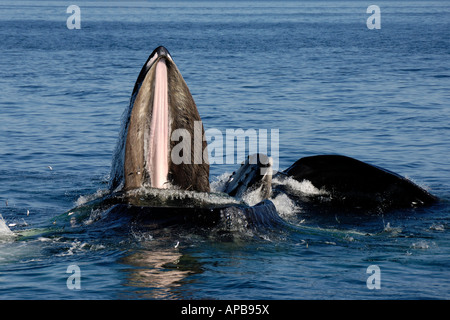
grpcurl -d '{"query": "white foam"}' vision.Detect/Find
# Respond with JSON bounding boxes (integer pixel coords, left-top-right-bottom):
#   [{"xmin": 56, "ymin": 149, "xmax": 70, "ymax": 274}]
[
  {"xmin": 83, "ymin": 208, "xmax": 103, "ymax": 226},
  {"xmin": 272, "ymin": 175, "xmax": 328, "ymax": 196},
  {"xmin": 411, "ymin": 240, "xmax": 433, "ymax": 250},
  {"xmin": 75, "ymin": 188, "xmax": 109, "ymax": 207},
  {"xmin": 270, "ymin": 193, "xmax": 300, "ymax": 219},
  {"xmin": 126, "ymin": 186, "xmax": 241, "ymax": 206},
  {"xmin": 56, "ymin": 240, "xmax": 89, "ymax": 257},
  {"xmin": 242, "ymin": 185, "xmax": 266, "ymax": 206},
  {"xmin": 429, "ymin": 223, "xmax": 445, "ymax": 231},
  {"xmin": 383, "ymin": 222, "xmax": 402, "ymax": 235},
  {"xmin": 0, "ymin": 214, "xmax": 15, "ymax": 241},
  {"xmin": 210, "ymin": 172, "xmax": 233, "ymax": 193}
]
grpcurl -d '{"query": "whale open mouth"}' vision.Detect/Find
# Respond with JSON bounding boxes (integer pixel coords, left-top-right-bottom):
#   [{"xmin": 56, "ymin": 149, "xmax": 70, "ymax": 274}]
[
  {"xmin": 147, "ymin": 57, "xmax": 170, "ymax": 189},
  {"xmin": 128, "ymin": 47, "xmax": 173, "ymax": 190},
  {"xmin": 113, "ymin": 46, "xmax": 210, "ymax": 193}
]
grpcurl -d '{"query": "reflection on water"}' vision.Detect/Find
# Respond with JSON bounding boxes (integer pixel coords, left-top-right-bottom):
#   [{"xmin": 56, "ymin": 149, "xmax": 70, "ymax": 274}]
[{"xmin": 120, "ymin": 246, "xmax": 202, "ymax": 299}]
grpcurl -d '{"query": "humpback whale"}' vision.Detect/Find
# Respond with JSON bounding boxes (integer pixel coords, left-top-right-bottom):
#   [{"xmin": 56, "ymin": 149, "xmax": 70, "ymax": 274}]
[
  {"xmin": 100, "ymin": 46, "xmax": 280, "ymax": 231},
  {"xmin": 109, "ymin": 46, "xmax": 209, "ymax": 193},
  {"xmin": 15, "ymin": 46, "xmax": 439, "ymax": 246},
  {"xmin": 99, "ymin": 46, "xmax": 437, "ymax": 231},
  {"xmin": 279, "ymin": 155, "xmax": 438, "ymax": 211}
]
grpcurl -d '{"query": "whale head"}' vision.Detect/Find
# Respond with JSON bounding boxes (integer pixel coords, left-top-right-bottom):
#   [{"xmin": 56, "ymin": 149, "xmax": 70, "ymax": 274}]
[{"xmin": 110, "ymin": 46, "xmax": 210, "ymax": 192}]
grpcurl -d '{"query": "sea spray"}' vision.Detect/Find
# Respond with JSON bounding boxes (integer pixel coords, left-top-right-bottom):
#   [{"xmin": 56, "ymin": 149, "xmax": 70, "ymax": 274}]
[{"xmin": 0, "ymin": 214, "xmax": 15, "ymax": 241}]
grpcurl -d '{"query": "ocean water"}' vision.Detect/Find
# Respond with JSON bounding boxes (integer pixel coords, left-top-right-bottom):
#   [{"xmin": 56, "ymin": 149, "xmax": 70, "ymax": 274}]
[{"xmin": 0, "ymin": 1, "xmax": 449, "ymax": 300}]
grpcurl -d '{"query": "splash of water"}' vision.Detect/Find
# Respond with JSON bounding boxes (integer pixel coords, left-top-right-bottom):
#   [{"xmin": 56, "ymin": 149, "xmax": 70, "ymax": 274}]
[
  {"xmin": 75, "ymin": 189, "xmax": 110, "ymax": 207},
  {"xmin": 272, "ymin": 175, "xmax": 328, "ymax": 196},
  {"xmin": 270, "ymin": 193, "xmax": 300, "ymax": 219},
  {"xmin": 125, "ymin": 185, "xmax": 241, "ymax": 207},
  {"xmin": 0, "ymin": 214, "xmax": 15, "ymax": 241}
]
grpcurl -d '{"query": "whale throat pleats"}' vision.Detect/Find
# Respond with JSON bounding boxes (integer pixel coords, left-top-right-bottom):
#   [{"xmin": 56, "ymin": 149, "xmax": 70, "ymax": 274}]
[{"xmin": 147, "ymin": 59, "xmax": 169, "ymax": 189}]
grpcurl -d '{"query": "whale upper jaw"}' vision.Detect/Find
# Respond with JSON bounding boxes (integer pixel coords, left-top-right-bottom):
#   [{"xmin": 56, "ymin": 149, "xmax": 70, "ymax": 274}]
[
  {"xmin": 110, "ymin": 46, "xmax": 210, "ymax": 193},
  {"xmin": 131, "ymin": 46, "xmax": 174, "ymax": 101}
]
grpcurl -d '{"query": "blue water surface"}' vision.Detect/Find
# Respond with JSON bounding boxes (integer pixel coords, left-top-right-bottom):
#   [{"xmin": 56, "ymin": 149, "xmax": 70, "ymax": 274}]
[{"xmin": 0, "ymin": 1, "xmax": 449, "ymax": 300}]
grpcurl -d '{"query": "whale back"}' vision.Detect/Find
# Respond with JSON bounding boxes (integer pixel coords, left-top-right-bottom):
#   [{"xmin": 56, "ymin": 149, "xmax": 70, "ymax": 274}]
[{"xmin": 283, "ymin": 155, "xmax": 438, "ymax": 209}]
